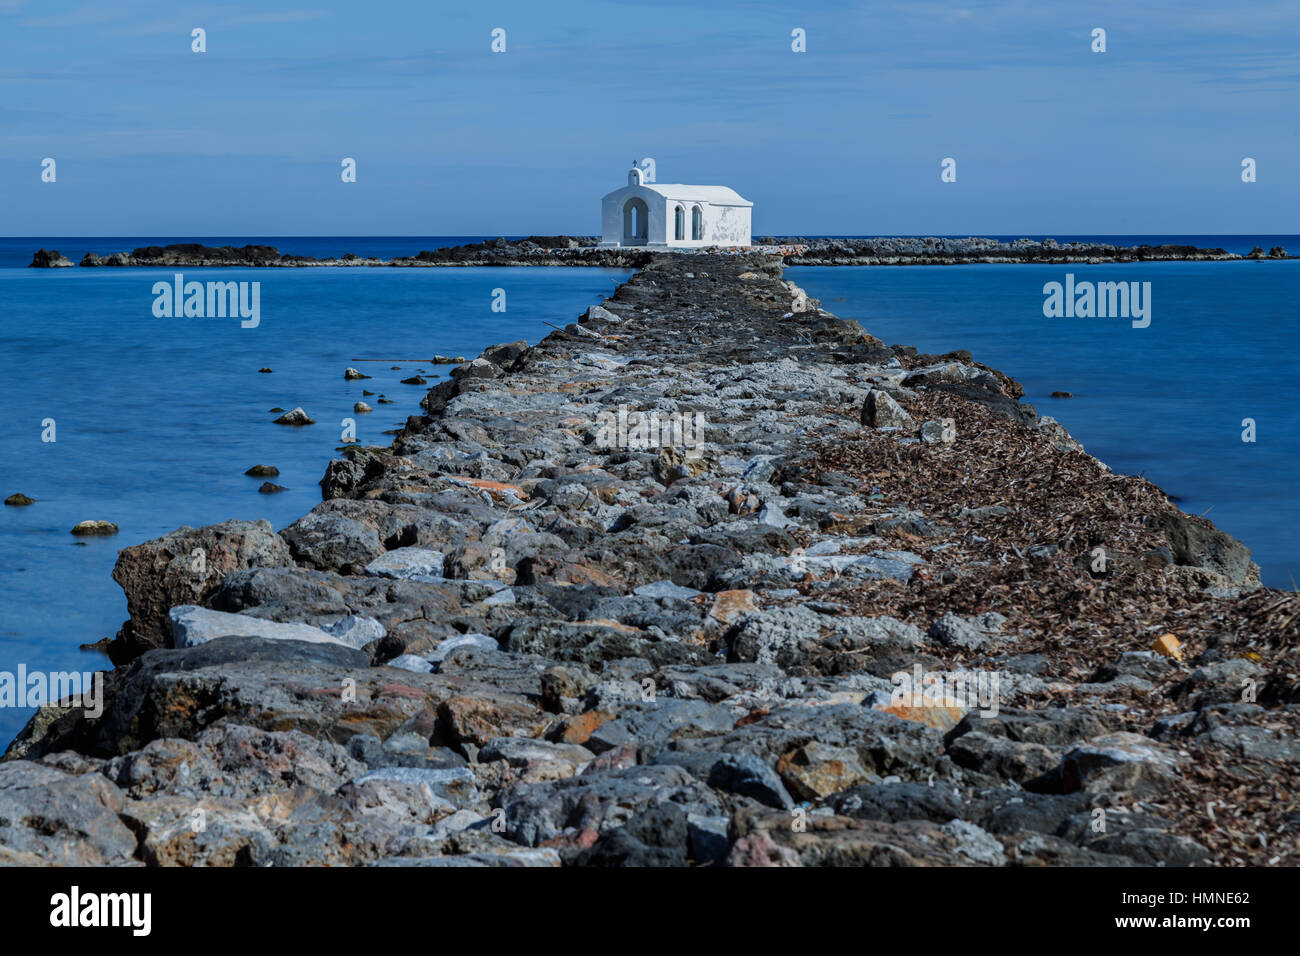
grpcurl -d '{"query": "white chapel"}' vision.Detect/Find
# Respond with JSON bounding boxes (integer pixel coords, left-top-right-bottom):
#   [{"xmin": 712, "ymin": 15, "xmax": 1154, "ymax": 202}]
[{"xmin": 599, "ymin": 159, "xmax": 752, "ymax": 248}]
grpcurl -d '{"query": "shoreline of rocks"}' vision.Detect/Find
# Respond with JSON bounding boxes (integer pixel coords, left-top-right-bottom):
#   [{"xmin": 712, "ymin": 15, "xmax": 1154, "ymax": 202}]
[
  {"xmin": 27, "ymin": 236, "xmax": 1294, "ymax": 270},
  {"xmin": 2, "ymin": 252, "xmax": 1295, "ymax": 867}
]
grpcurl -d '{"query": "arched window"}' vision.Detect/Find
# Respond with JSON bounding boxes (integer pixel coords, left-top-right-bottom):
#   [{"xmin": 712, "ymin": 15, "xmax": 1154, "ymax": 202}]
[
  {"xmin": 674, "ymin": 205, "xmax": 685, "ymax": 241},
  {"xmin": 691, "ymin": 206, "xmax": 703, "ymax": 240}
]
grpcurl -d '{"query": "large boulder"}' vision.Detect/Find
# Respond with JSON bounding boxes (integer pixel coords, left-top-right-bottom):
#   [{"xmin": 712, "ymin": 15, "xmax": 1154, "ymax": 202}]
[
  {"xmin": 1150, "ymin": 512, "xmax": 1257, "ymax": 586},
  {"xmin": 0, "ymin": 763, "xmax": 138, "ymax": 865},
  {"xmin": 280, "ymin": 509, "xmax": 384, "ymax": 573},
  {"xmin": 109, "ymin": 519, "xmax": 292, "ymax": 662},
  {"xmin": 4, "ymin": 637, "xmax": 394, "ymax": 759},
  {"xmin": 30, "ymin": 248, "xmax": 74, "ymax": 268}
]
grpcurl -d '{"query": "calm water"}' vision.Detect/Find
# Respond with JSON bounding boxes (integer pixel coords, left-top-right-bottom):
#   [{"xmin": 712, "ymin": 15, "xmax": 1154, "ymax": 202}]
[
  {"xmin": 1, "ymin": 235, "xmax": 1295, "ymax": 745},
  {"xmin": 792, "ymin": 251, "xmax": 1300, "ymax": 593},
  {"xmin": 0, "ymin": 236, "xmax": 629, "ymax": 743}
]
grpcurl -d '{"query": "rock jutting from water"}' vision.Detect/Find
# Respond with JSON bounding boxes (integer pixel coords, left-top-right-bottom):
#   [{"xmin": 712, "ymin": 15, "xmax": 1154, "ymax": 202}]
[
  {"xmin": 69, "ymin": 520, "xmax": 118, "ymax": 536},
  {"xmin": 3, "ymin": 253, "xmax": 1295, "ymax": 868},
  {"xmin": 273, "ymin": 407, "xmax": 315, "ymax": 426}
]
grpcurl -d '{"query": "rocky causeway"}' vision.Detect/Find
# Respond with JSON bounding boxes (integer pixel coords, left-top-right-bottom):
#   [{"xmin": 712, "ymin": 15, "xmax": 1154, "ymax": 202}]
[
  {"xmin": 3, "ymin": 253, "xmax": 1296, "ymax": 867},
  {"xmin": 27, "ymin": 235, "xmax": 1294, "ymax": 269}
]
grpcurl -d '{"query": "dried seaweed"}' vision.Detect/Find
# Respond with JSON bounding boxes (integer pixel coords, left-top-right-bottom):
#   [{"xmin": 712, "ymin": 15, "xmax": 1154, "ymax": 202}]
[{"xmin": 793, "ymin": 388, "xmax": 1300, "ymax": 865}]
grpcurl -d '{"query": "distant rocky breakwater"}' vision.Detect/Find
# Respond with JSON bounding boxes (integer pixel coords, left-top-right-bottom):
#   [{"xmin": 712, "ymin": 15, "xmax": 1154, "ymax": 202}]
[
  {"xmin": 3, "ymin": 253, "xmax": 1296, "ymax": 868},
  {"xmin": 29, "ymin": 235, "xmax": 1292, "ymax": 270},
  {"xmin": 770, "ymin": 235, "xmax": 1292, "ymax": 265}
]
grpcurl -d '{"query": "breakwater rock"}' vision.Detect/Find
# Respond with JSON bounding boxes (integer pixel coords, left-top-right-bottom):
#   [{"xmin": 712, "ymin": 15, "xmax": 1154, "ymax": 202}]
[
  {"xmin": 53, "ymin": 238, "xmax": 651, "ymax": 269},
  {"xmin": 30, "ymin": 248, "xmax": 74, "ymax": 268},
  {"xmin": 4, "ymin": 254, "xmax": 1296, "ymax": 867},
  {"xmin": 34, "ymin": 236, "xmax": 1289, "ymax": 268},
  {"xmin": 765, "ymin": 236, "xmax": 1290, "ymax": 265}
]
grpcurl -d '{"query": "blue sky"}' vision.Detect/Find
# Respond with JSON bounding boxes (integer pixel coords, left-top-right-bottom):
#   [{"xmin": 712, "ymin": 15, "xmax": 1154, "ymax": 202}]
[{"xmin": 1, "ymin": 0, "xmax": 1296, "ymax": 236}]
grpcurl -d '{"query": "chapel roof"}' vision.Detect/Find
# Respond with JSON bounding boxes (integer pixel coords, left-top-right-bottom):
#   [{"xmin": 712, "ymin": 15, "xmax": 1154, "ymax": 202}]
[{"xmin": 609, "ymin": 182, "xmax": 752, "ymax": 206}]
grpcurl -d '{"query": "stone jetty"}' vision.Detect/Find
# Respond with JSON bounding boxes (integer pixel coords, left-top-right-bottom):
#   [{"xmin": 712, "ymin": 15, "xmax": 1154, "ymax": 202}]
[
  {"xmin": 30, "ymin": 236, "xmax": 1292, "ymax": 269},
  {"xmin": 3, "ymin": 254, "xmax": 1295, "ymax": 867}
]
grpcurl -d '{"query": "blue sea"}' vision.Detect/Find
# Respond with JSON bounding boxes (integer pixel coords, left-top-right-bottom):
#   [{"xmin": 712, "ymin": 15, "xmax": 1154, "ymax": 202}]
[
  {"xmin": 789, "ymin": 243, "xmax": 1300, "ymax": 593},
  {"xmin": 0, "ymin": 235, "xmax": 1295, "ymax": 744}
]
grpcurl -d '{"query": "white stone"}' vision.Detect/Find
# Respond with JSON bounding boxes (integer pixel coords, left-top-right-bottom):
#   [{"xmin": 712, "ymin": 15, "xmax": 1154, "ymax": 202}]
[
  {"xmin": 633, "ymin": 579, "xmax": 703, "ymax": 600},
  {"xmin": 584, "ymin": 304, "xmax": 623, "ymax": 324},
  {"xmin": 757, "ymin": 503, "xmax": 795, "ymax": 528},
  {"xmin": 386, "ymin": 654, "xmax": 435, "ymax": 673},
  {"xmin": 428, "ymin": 633, "xmax": 499, "ymax": 662},
  {"xmin": 168, "ymin": 605, "xmax": 349, "ymax": 649}
]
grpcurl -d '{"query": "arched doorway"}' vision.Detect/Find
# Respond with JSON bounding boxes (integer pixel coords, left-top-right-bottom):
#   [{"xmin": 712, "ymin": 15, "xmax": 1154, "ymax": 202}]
[
  {"xmin": 691, "ymin": 205, "xmax": 703, "ymax": 240},
  {"xmin": 623, "ymin": 198, "xmax": 649, "ymax": 245},
  {"xmin": 674, "ymin": 205, "xmax": 685, "ymax": 241}
]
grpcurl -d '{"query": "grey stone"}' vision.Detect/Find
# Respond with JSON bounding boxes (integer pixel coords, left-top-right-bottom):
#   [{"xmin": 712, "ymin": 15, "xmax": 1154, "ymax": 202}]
[
  {"xmin": 364, "ymin": 547, "xmax": 447, "ymax": 580},
  {"xmin": 929, "ymin": 612, "xmax": 1001, "ymax": 650},
  {"xmin": 1060, "ymin": 733, "xmax": 1183, "ymax": 794},
  {"xmin": 1151, "ymin": 512, "xmax": 1255, "ymax": 585},
  {"xmin": 0, "ymin": 763, "xmax": 137, "ymax": 865},
  {"xmin": 920, "ymin": 420, "xmax": 953, "ymax": 444},
  {"xmin": 348, "ymin": 766, "xmax": 480, "ymax": 808},
  {"xmin": 860, "ymin": 389, "xmax": 913, "ymax": 429},
  {"xmin": 706, "ymin": 753, "xmax": 794, "ymax": 809},
  {"xmin": 633, "ymin": 579, "xmax": 704, "ymax": 600},
  {"xmin": 373, "ymin": 849, "xmax": 561, "ymax": 867},
  {"xmin": 479, "ymin": 737, "xmax": 595, "ymax": 769},
  {"xmin": 281, "ymin": 509, "xmax": 383, "ymax": 573},
  {"xmin": 947, "ymin": 731, "xmax": 1059, "ymax": 783},
  {"xmin": 941, "ymin": 819, "xmax": 1006, "ymax": 866},
  {"xmin": 387, "ymin": 654, "xmax": 435, "ymax": 673},
  {"xmin": 321, "ymin": 614, "xmax": 387, "ymax": 648},
  {"xmin": 687, "ymin": 813, "xmax": 731, "ymax": 867},
  {"xmin": 109, "ymin": 518, "xmax": 292, "ymax": 659},
  {"xmin": 500, "ymin": 764, "xmax": 725, "ymax": 847}
]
